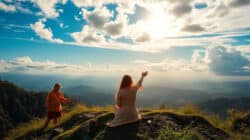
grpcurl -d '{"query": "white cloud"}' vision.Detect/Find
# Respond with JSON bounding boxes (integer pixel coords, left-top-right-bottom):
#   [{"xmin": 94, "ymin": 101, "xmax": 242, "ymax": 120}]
[
  {"xmin": 132, "ymin": 45, "xmax": 250, "ymax": 76},
  {"xmin": 30, "ymin": 19, "xmax": 63, "ymax": 43},
  {"xmin": 229, "ymin": 0, "xmax": 250, "ymax": 7},
  {"xmin": 70, "ymin": 26, "xmax": 105, "ymax": 44},
  {"xmin": 132, "ymin": 57, "xmax": 209, "ymax": 73},
  {"xmin": 82, "ymin": 7, "xmax": 112, "ymax": 29},
  {"xmin": 0, "ymin": 2, "xmax": 16, "ymax": 12},
  {"xmin": 0, "ymin": 56, "xmax": 89, "ymax": 74},
  {"xmin": 2, "ymin": 0, "xmax": 248, "ymax": 55},
  {"xmin": 74, "ymin": 15, "xmax": 81, "ymax": 21},
  {"xmin": 104, "ymin": 22, "xmax": 124, "ymax": 36},
  {"xmin": 32, "ymin": 0, "xmax": 67, "ymax": 18},
  {"xmin": 16, "ymin": 5, "xmax": 33, "ymax": 14},
  {"xmin": 135, "ymin": 32, "xmax": 151, "ymax": 42},
  {"xmin": 0, "ymin": 56, "xmax": 146, "ymax": 75},
  {"xmin": 15, "ymin": 56, "xmax": 33, "ymax": 64},
  {"xmin": 205, "ymin": 46, "xmax": 250, "ymax": 75},
  {"xmin": 182, "ymin": 24, "xmax": 206, "ymax": 32},
  {"xmin": 236, "ymin": 45, "xmax": 250, "ymax": 54},
  {"xmin": 72, "ymin": 0, "xmax": 102, "ymax": 8},
  {"xmin": 0, "ymin": 60, "xmax": 9, "ymax": 73},
  {"xmin": 59, "ymin": 23, "xmax": 64, "ymax": 28},
  {"xmin": 170, "ymin": 1, "xmax": 192, "ymax": 17}
]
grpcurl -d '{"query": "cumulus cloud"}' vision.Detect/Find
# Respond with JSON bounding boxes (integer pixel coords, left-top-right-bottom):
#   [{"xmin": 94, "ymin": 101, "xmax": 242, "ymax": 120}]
[
  {"xmin": 191, "ymin": 50, "xmax": 203, "ymax": 64},
  {"xmin": 135, "ymin": 32, "xmax": 151, "ymax": 42},
  {"xmin": 207, "ymin": 2, "xmax": 230, "ymax": 18},
  {"xmin": 128, "ymin": 4, "xmax": 151, "ymax": 24},
  {"xmin": 207, "ymin": 0, "xmax": 250, "ymax": 18},
  {"xmin": 132, "ymin": 46, "xmax": 250, "ymax": 76},
  {"xmin": 71, "ymin": 4, "xmax": 127, "ymax": 44},
  {"xmin": 104, "ymin": 22, "xmax": 124, "ymax": 36},
  {"xmin": 76, "ymin": 1, "xmax": 249, "ymax": 50},
  {"xmin": 170, "ymin": 2, "xmax": 192, "ymax": 17},
  {"xmin": 182, "ymin": 24, "xmax": 206, "ymax": 32},
  {"xmin": 0, "ymin": 2, "xmax": 16, "ymax": 12},
  {"xmin": 30, "ymin": 19, "xmax": 63, "ymax": 43},
  {"xmin": 70, "ymin": 26, "xmax": 105, "ymax": 44},
  {"xmin": 72, "ymin": 0, "xmax": 102, "ymax": 7},
  {"xmin": 229, "ymin": 0, "xmax": 250, "ymax": 7},
  {"xmin": 205, "ymin": 46, "xmax": 250, "ymax": 75},
  {"xmin": 32, "ymin": 0, "xmax": 66, "ymax": 18},
  {"xmin": 83, "ymin": 7, "xmax": 112, "ymax": 29}
]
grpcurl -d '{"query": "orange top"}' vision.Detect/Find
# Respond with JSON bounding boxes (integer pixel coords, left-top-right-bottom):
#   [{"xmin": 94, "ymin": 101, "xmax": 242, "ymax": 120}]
[{"xmin": 46, "ymin": 91, "xmax": 65, "ymax": 112}]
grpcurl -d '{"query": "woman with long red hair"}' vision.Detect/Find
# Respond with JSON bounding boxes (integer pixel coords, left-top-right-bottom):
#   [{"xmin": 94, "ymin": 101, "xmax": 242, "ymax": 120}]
[{"xmin": 107, "ymin": 71, "xmax": 148, "ymax": 127}]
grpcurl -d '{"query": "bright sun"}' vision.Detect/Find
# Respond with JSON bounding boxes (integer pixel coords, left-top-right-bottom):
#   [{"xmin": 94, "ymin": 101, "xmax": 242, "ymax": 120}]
[{"xmin": 140, "ymin": 8, "xmax": 172, "ymax": 39}]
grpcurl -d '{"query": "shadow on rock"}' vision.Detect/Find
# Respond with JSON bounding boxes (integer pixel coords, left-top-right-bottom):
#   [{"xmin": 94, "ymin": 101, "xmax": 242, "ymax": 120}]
[{"xmin": 96, "ymin": 121, "xmax": 141, "ymax": 140}]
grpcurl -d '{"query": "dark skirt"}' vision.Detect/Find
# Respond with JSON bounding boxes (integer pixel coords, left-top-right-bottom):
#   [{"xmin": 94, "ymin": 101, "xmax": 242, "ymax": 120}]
[{"xmin": 47, "ymin": 111, "xmax": 62, "ymax": 119}]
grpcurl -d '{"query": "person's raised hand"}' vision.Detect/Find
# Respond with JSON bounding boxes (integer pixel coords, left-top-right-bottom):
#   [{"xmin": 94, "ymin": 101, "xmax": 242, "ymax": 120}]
[
  {"xmin": 65, "ymin": 98, "xmax": 72, "ymax": 103},
  {"xmin": 142, "ymin": 71, "xmax": 148, "ymax": 77}
]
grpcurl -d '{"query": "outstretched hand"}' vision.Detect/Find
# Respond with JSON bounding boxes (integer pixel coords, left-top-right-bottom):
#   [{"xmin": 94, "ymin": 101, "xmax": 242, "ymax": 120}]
[
  {"xmin": 65, "ymin": 98, "xmax": 72, "ymax": 103},
  {"xmin": 142, "ymin": 71, "xmax": 148, "ymax": 77}
]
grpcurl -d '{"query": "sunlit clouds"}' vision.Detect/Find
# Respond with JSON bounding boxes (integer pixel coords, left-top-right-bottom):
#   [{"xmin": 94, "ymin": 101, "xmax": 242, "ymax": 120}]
[{"xmin": 0, "ymin": 0, "xmax": 250, "ymax": 80}]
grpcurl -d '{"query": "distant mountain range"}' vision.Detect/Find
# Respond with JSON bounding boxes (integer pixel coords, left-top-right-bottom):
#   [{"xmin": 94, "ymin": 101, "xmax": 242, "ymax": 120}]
[
  {"xmin": 1, "ymin": 73, "xmax": 250, "ymax": 95},
  {"xmin": 1, "ymin": 73, "xmax": 250, "ymax": 107},
  {"xmin": 0, "ymin": 73, "xmax": 117, "ymax": 92},
  {"xmin": 63, "ymin": 85, "xmax": 115, "ymax": 105},
  {"xmin": 200, "ymin": 97, "xmax": 250, "ymax": 118}
]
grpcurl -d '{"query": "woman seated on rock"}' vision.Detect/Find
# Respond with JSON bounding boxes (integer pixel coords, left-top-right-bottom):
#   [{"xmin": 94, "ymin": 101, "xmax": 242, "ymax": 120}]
[{"xmin": 107, "ymin": 71, "xmax": 148, "ymax": 127}]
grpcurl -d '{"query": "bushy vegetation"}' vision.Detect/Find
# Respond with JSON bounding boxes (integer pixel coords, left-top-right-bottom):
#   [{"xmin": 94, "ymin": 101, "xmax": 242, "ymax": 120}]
[
  {"xmin": 0, "ymin": 80, "xmax": 46, "ymax": 137},
  {"xmin": 158, "ymin": 126, "xmax": 203, "ymax": 140}
]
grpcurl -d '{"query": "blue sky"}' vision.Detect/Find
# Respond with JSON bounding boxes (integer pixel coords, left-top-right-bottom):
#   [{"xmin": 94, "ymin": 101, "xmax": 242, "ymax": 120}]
[{"xmin": 0, "ymin": 0, "xmax": 250, "ymax": 83}]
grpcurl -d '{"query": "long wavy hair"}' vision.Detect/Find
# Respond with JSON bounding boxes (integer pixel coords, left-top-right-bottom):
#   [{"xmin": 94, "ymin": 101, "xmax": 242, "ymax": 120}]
[
  {"xmin": 119, "ymin": 75, "xmax": 133, "ymax": 89},
  {"xmin": 53, "ymin": 83, "xmax": 61, "ymax": 92}
]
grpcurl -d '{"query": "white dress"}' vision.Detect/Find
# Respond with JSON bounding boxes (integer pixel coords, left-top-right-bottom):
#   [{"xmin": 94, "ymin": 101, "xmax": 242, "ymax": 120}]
[{"xmin": 107, "ymin": 87, "xmax": 141, "ymax": 127}]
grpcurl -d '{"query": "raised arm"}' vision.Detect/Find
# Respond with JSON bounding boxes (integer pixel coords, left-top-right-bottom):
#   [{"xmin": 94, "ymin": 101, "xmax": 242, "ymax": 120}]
[
  {"xmin": 135, "ymin": 71, "xmax": 148, "ymax": 90},
  {"xmin": 58, "ymin": 92, "xmax": 71, "ymax": 103}
]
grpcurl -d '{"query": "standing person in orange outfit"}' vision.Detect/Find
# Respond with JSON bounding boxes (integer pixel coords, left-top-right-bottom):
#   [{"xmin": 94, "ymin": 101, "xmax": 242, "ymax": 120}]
[{"xmin": 44, "ymin": 83, "xmax": 71, "ymax": 128}]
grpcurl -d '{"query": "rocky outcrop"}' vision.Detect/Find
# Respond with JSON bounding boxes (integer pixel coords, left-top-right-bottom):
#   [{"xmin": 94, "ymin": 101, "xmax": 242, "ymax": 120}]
[
  {"xmin": 38, "ymin": 111, "xmax": 229, "ymax": 140},
  {"xmin": 232, "ymin": 113, "xmax": 250, "ymax": 134}
]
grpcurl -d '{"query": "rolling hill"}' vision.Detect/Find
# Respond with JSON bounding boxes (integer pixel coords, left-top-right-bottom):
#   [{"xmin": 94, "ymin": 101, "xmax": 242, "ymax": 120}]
[{"xmin": 0, "ymin": 80, "xmax": 46, "ymax": 137}]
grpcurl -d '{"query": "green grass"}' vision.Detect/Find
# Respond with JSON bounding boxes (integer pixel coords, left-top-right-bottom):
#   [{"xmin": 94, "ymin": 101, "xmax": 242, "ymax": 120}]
[
  {"xmin": 158, "ymin": 126, "xmax": 204, "ymax": 140},
  {"xmin": 4, "ymin": 104, "xmax": 113, "ymax": 140}
]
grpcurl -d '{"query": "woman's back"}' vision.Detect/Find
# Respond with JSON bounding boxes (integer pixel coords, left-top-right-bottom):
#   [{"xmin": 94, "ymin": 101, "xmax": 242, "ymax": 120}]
[
  {"xmin": 118, "ymin": 87, "xmax": 137, "ymax": 108},
  {"xmin": 107, "ymin": 71, "xmax": 148, "ymax": 127}
]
